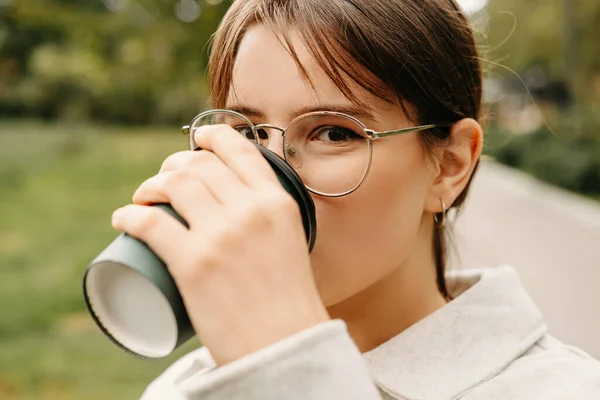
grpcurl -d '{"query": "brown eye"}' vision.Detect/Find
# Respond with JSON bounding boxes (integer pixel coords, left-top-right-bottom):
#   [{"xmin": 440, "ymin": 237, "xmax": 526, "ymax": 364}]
[
  {"xmin": 255, "ymin": 128, "xmax": 269, "ymax": 141},
  {"xmin": 234, "ymin": 126, "xmax": 255, "ymax": 140},
  {"xmin": 312, "ymin": 126, "xmax": 363, "ymax": 143}
]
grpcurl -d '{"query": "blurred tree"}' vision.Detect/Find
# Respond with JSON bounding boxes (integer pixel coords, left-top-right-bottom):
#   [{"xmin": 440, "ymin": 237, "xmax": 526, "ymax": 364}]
[
  {"xmin": 482, "ymin": 0, "xmax": 599, "ymax": 107},
  {"xmin": 0, "ymin": 0, "xmax": 598, "ymax": 126},
  {"xmin": 0, "ymin": 0, "xmax": 230, "ymax": 123}
]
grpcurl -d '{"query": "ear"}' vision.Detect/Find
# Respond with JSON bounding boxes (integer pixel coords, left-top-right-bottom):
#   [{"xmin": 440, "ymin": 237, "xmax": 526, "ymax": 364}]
[{"xmin": 425, "ymin": 118, "xmax": 483, "ymax": 213}]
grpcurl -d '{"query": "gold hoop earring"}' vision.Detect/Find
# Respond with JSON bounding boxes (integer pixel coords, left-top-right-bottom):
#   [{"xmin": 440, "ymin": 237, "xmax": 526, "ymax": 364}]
[{"xmin": 433, "ymin": 198, "xmax": 446, "ymax": 228}]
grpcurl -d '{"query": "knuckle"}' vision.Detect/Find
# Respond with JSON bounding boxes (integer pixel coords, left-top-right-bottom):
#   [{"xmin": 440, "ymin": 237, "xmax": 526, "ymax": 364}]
[
  {"xmin": 210, "ymin": 233, "xmax": 237, "ymax": 258},
  {"xmin": 234, "ymin": 200, "xmax": 265, "ymax": 225},
  {"xmin": 130, "ymin": 207, "xmax": 162, "ymax": 235},
  {"xmin": 190, "ymin": 149, "xmax": 217, "ymax": 164},
  {"xmin": 237, "ymin": 138, "xmax": 258, "ymax": 155},
  {"xmin": 171, "ymin": 167, "xmax": 193, "ymax": 184},
  {"xmin": 160, "ymin": 151, "xmax": 193, "ymax": 173},
  {"xmin": 234, "ymin": 190, "xmax": 296, "ymax": 228},
  {"xmin": 260, "ymin": 190, "xmax": 298, "ymax": 215},
  {"xmin": 161, "ymin": 168, "xmax": 194, "ymax": 194},
  {"xmin": 184, "ymin": 244, "xmax": 222, "ymax": 280}
]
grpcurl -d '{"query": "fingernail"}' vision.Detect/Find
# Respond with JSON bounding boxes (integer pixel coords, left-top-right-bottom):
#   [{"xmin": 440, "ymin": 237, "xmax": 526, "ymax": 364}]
[
  {"xmin": 112, "ymin": 208, "xmax": 123, "ymax": 227},
  {"xmin": 193, "ymin": 131, "xmax": 203, "ymax": 145},
  {"xmin": 194, "ymin": 126, "xmax": 208, "ymax": 142}
]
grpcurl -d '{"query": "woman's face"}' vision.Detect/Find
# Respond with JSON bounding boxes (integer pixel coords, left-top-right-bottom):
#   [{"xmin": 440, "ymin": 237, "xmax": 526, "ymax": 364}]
[{"xmin": 227, "ymin": 25, "xmax": 439, "ymax": 307}]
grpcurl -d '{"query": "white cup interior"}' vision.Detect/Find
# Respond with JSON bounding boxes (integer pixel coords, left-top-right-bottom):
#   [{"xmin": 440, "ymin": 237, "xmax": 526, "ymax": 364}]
[{"xmin": 85, "ymin": 261, "xmax": 178, "ymax": 358}]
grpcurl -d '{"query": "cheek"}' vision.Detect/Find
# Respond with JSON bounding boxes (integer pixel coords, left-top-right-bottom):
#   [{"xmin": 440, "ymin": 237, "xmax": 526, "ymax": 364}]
[{"xmin": 309, "ymin": 139, "xmax": 433, "ymax": 306}]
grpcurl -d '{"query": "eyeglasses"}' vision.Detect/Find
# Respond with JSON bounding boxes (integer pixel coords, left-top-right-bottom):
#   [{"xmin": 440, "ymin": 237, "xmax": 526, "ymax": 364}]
[{"xmin": 182, "ymin": 109, "xmax": 453, "ymax": 197}]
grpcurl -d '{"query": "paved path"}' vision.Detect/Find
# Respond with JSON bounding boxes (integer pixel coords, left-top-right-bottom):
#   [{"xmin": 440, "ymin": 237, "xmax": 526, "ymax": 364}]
[{"xmin": 449, "ymin": 160, "xmax": 600, "ymax": 358}]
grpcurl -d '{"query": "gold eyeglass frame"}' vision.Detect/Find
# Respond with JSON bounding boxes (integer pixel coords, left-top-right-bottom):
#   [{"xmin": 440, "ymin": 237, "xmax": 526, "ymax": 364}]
[{"xmin": 182, "ymin": 109, "xmax": 453, "ymax": 198}]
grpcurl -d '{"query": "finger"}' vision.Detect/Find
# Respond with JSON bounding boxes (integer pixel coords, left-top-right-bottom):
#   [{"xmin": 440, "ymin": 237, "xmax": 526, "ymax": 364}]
[
  {"xmin": 159, "ymin": 150, "xmax": 196, "ymax": 174},
  {"xmin": 194, "ymin": 124, "xmax": 279, "ymax": 189},
  {"xmin": 181, "ymin": 150, "xmax": 250, "ymax": 203},
  {"xmin": 132, "ymin": 170, "xmax": 221, "ymax": 225},
  {"xmin": 111, "ymin": 204, "xmax": 189, "ymax": 267}
]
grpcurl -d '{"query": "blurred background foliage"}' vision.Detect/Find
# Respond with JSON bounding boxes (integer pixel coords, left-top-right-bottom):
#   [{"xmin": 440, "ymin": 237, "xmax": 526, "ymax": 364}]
[
  {"xmin": 0, "ymin": 0, "xmax": 229, "ymax": 123},
  {"xmin": 0, "ymin": 0, "xmax": 599, "ymax": 399},
  {"xmin": 0, "ymin": 0, "xmax": 599, "ymax": 194},
  {"xmin": 475, "ymin": 0, "xmax": 600, "ymax": 197}
]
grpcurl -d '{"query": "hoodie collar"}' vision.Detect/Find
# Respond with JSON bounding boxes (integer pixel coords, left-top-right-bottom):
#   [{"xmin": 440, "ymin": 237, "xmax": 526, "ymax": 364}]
[{"xmin": 363, "ymin": 266, "xmax": 547, "ymax": 400}]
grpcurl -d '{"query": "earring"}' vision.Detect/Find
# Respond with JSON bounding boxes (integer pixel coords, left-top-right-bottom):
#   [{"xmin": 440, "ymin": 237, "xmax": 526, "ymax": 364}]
[{"xmin": 433, "ymin": 198, "xmax": 446, "ymax": 228}]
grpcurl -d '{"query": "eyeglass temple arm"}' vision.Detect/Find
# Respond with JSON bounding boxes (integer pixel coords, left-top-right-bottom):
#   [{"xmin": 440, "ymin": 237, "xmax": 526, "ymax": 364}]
[{"xmin": 369, "ymin": 123, "xmax": 454, "ymax": 139}]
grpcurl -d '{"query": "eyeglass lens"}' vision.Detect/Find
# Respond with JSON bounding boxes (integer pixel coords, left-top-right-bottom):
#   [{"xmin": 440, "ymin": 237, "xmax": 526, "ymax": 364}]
[{"xmin": 190, "ymin": 111, "xmax": 371, "ymax": 196}]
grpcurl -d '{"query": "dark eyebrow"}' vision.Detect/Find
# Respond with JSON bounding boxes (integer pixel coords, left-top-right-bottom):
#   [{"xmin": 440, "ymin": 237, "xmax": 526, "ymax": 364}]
[
  {"xmin": 291, "ymin": 104, "xmax": 376, "ymax": 121},
  {"xmin": 225, "ymin": 104, "xmax": 376, "ymax": 122},
  {"xmin": 226, "ymin": 105, "xmax": 265, "ymax": 118}
]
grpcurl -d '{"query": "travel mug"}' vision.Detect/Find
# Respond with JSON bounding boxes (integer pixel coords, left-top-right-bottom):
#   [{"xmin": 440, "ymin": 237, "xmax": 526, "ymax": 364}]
[{"xmin": 83, "ymin": 145, "xmax": 317, "ymax": 359}]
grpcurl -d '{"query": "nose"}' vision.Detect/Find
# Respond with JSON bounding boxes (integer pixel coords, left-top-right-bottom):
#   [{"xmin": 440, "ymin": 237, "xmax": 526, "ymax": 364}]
[
  {"xmin": 254, "ymin": 125, "xmax": 285, "ymax": 159},
  {"xmin": 266, "ymin": 134, "xmax": 285, "ymax": 158}
]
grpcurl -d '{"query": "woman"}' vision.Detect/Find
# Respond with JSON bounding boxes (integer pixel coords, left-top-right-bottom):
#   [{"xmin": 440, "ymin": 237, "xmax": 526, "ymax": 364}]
[{"xmin": 111, "ymin": 0, "xmax": 600, "ymax": 398}]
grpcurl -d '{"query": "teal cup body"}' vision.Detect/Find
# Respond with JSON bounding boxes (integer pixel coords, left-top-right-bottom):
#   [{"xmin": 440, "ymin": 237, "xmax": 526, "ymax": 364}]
[
  {"xmin": 83, "ymin": 146, "xmax": 317, "ymax": 359},
  {"xmin": 83, "ymin": 204, "xmax": 194, "ymax": 358}
]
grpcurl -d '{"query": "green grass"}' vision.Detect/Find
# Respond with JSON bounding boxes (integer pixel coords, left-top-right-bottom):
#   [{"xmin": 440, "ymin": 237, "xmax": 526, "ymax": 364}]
[{"xmin": 0, "ymin": 121, "xmax": 199, "ymax": 400}]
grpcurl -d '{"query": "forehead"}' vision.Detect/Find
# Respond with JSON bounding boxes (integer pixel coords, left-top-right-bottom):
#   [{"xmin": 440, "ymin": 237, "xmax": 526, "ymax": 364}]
[{"xmin": 228, "ymin": 25, "xmax": 389, "ymax": 120}]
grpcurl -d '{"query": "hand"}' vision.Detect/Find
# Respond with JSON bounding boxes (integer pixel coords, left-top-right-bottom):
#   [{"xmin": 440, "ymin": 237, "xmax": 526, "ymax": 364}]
[{"xmin": 110, "ymin": 125, "xmax": 330, "ymax": 365}]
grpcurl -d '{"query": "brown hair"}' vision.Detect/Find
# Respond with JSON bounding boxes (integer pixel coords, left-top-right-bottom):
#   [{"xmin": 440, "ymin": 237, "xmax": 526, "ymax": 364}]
[{"xmin": 208, "ymin": 0, "xmax": 482, "ymax": 298}]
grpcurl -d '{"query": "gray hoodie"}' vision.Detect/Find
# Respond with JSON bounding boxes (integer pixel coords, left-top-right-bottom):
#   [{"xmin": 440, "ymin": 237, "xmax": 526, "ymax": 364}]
[{"xmin": 140, "ymin": 266, "xmax": 600, "ymax": 399}]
